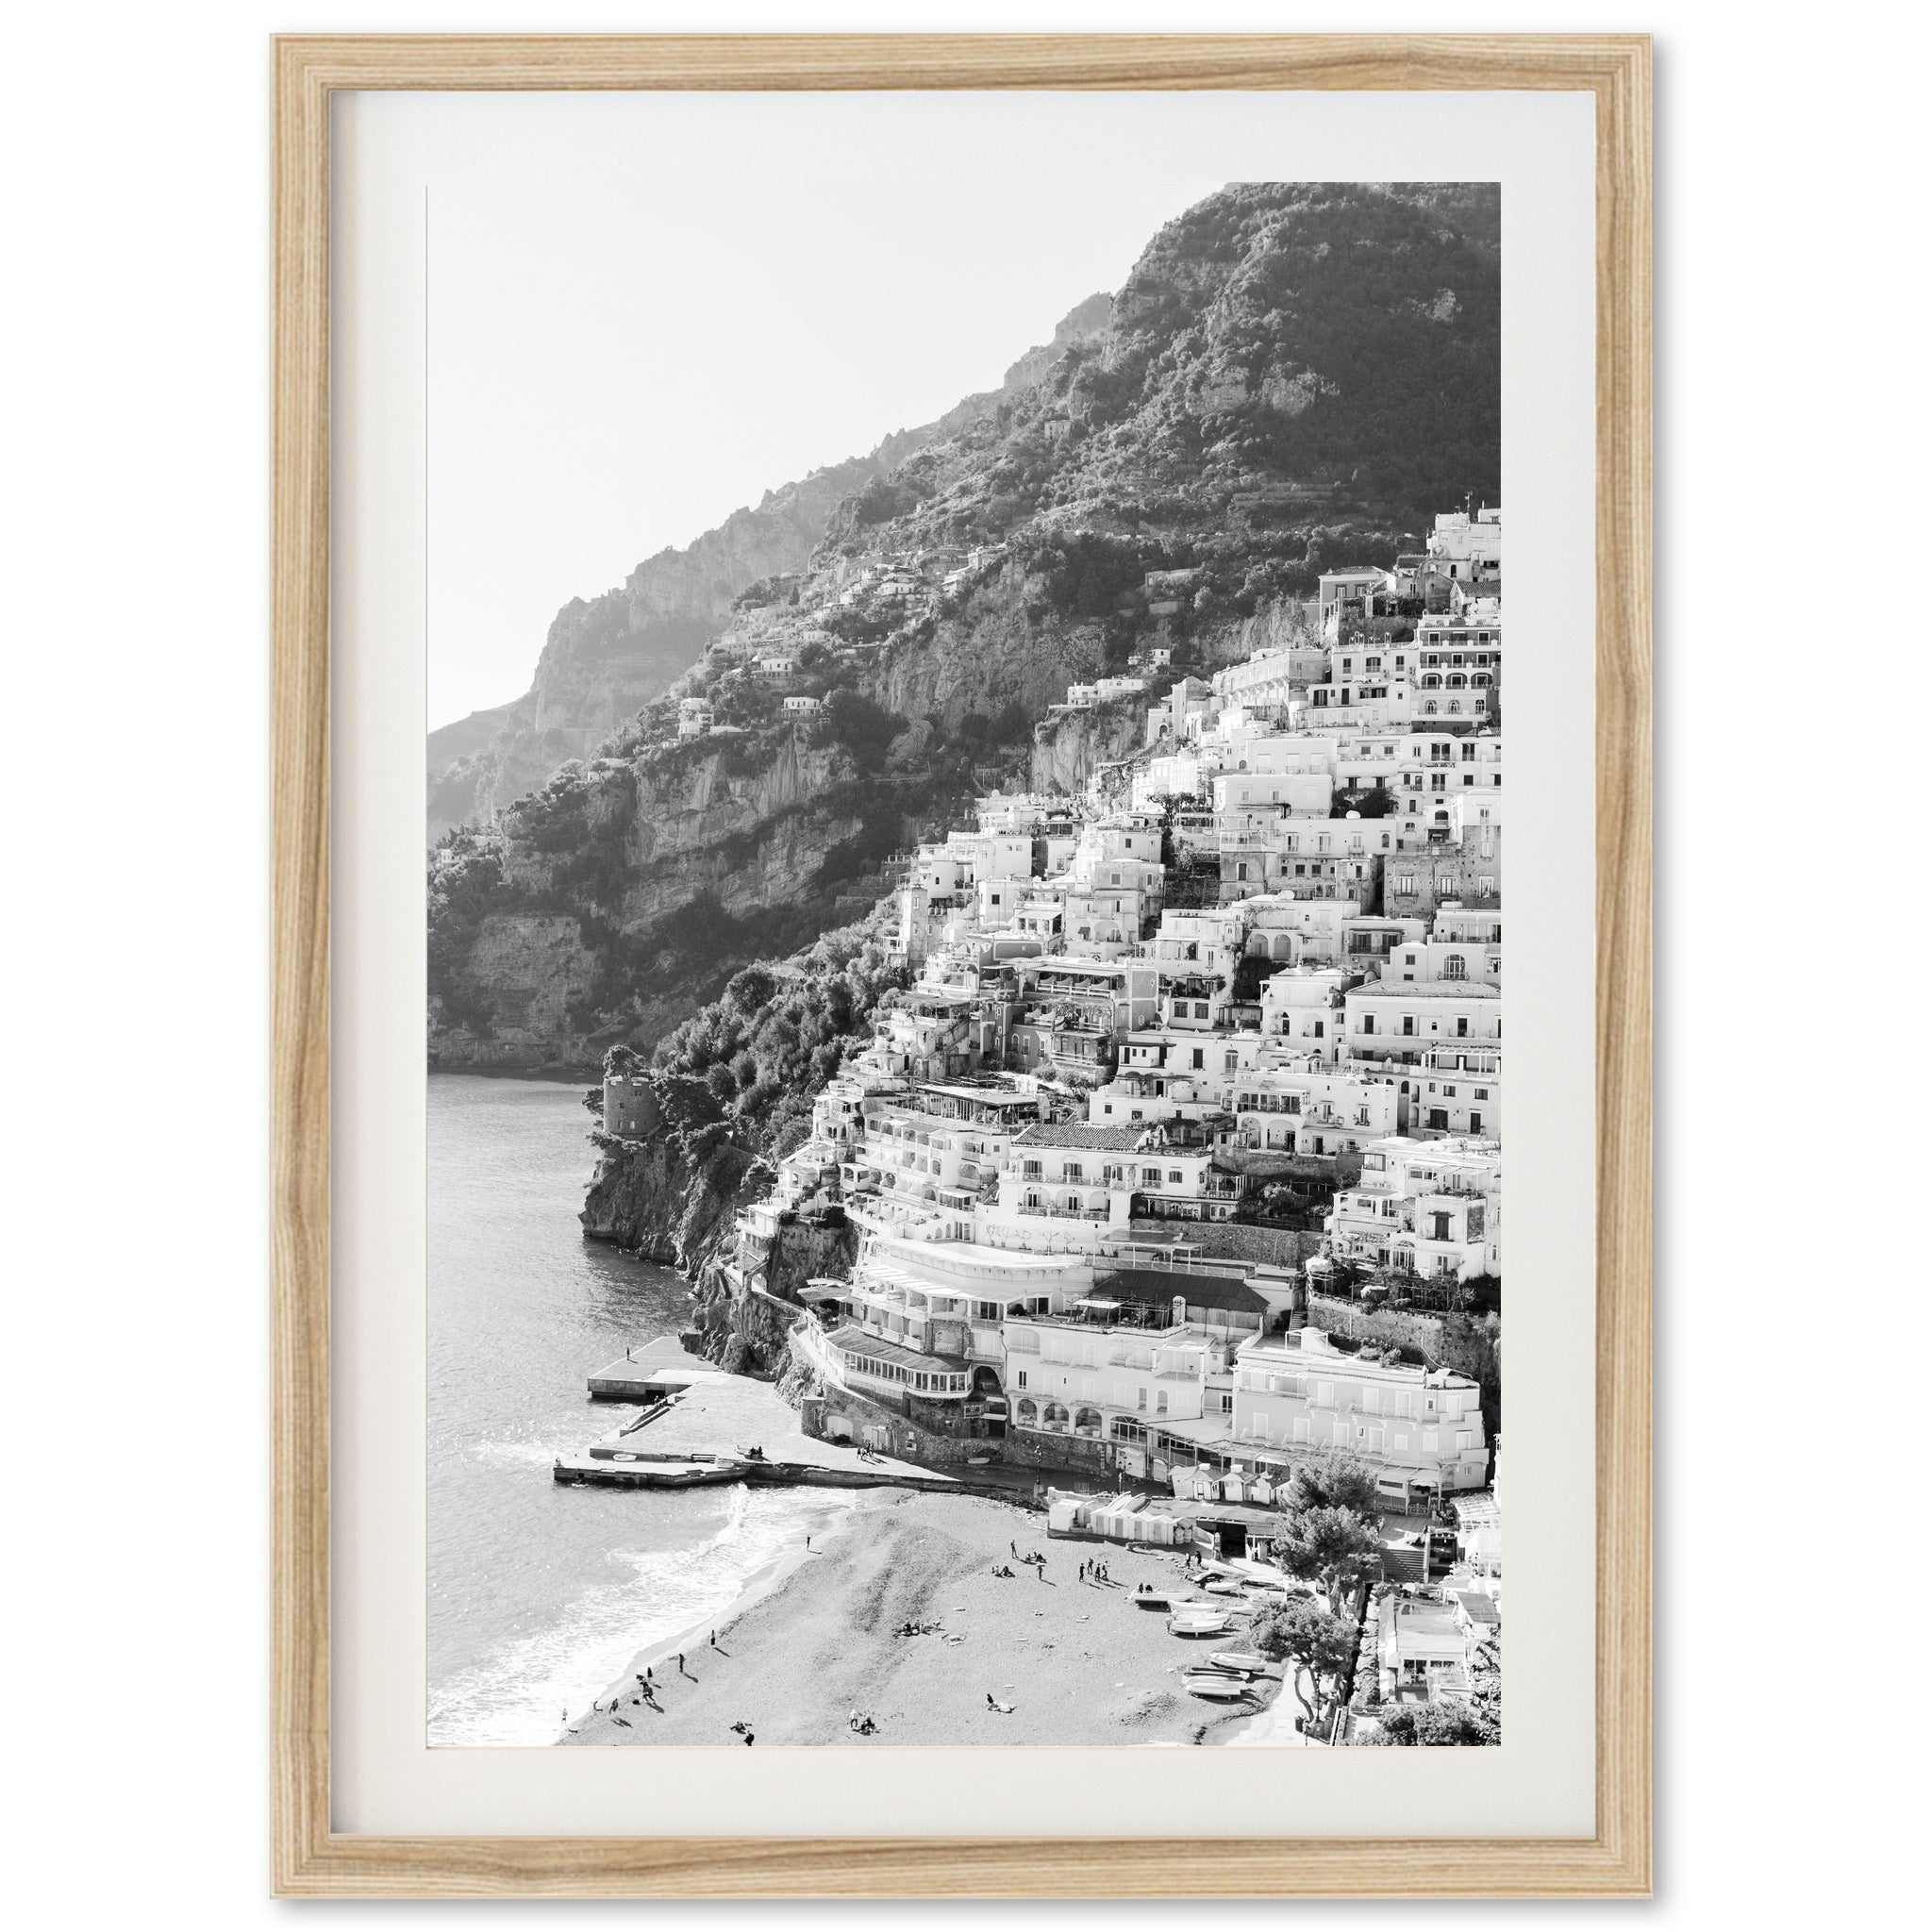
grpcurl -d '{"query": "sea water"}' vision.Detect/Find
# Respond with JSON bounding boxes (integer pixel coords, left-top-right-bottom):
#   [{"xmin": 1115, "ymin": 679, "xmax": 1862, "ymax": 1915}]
[{"xmin": 426, "ymin": 1073, "xmax": 827, "ymax": 1746}]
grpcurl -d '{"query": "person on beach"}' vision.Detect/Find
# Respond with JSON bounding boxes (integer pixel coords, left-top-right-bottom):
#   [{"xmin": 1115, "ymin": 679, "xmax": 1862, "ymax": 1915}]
[{"xmin": 676, "ymin": 1653, "xmax": 687, "ymax": 1675}]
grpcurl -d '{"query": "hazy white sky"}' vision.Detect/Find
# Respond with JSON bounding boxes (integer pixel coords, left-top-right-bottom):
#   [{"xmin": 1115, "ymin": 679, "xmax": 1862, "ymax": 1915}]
[{"xmin": 427, "ymin": 176, "xmax": 1222, "ymax": 728}]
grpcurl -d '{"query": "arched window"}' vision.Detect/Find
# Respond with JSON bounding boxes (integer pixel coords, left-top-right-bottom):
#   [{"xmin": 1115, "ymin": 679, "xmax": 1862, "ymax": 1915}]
[
  {"xmin": 1074, "ymin": 1407, "xmax": 1103, "ymax": 1437},
  {"xmin": 1062, "ymin": 1192, "xmax": 1082, "ymax": 1214},
  {"xmin": 1422, "ymin": 700, "xmax": 1440, "ymax": 716},
  {"xmin": 1442, "ymin": 954, "xmax": 1468, "ymax": 980},
  {"xmin": 1472, "ymin": 673, "xmax": 1491, "ymax": 688},
  {"xmin": 1421, "ymin": 674, "xmax": 1442, "ymax": 690},
  {"xmin": 1015, "ymin": 1398, "xmax": 1038, "ymax": 1424},
  {"xmin": 1446, "ymin": 674, "xmax": 1467, "ymax": 690},
  {"xmin": 1446, "ymin": 700, "xmax": 1462, "ymax": 715},
  {"xmin": 1156, "ymin": 1390, "xmax": 1169, "ymax": 1415},
  {"xmin": 1042, "ymin": 1401, "xmax": 1071, "ymax": 1432}
]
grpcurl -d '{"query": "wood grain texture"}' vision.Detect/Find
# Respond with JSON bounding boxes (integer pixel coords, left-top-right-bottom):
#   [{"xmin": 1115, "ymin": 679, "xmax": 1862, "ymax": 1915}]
[
  {"xmin": 270, "ymin": 27, "xmax": 333, "ymax": 1905},
  {"xmin": 271, "ymin": 31, "xmax": 1651, "ymax": 1898}
]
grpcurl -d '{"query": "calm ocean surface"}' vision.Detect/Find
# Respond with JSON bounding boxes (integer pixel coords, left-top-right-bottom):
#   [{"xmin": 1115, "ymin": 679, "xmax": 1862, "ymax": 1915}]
[{"xmin": 427, "ymin": 1073, "xmax": 821, "ymax": 1747}]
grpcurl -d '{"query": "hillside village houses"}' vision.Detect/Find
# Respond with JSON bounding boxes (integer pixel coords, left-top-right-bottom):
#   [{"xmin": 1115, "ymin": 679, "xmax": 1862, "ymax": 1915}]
[{"xmin": 605, "ymin": 504, "xmax": 1506, "ymax": 1656}]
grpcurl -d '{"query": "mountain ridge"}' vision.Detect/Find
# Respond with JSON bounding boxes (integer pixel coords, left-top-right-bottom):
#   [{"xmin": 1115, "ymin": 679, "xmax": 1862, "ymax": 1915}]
[{"xmin": 426, "ymin": 293, "xmax": 1119, "ymax": 841}]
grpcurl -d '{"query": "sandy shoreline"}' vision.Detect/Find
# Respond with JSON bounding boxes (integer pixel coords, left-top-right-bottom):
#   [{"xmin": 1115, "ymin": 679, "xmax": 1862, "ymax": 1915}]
[
  {"xmin": 559, "ymin": 1488, "xmax": 867, "ymax": 1741},
  {"xmin": 560, "ymin": 1488, "xmax": 1289, "ymax": 1749}
]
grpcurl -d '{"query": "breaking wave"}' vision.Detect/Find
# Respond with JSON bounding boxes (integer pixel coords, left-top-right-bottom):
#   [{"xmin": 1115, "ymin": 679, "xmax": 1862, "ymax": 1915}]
[{"xmin": 427, "ymin": 1486, "xmax": 855, "ymax": 1747}]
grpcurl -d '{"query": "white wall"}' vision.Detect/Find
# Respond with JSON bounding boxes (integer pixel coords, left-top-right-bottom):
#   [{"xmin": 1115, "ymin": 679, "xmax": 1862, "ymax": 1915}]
[{"xmin": 4, "ymin": 0, "xmax": 1921, "ymax": 1924}]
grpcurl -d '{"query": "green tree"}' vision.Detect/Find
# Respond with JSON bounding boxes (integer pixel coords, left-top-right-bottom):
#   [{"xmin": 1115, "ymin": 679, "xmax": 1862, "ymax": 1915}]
[
  {"xmin": 815, "ymin": 690, "xmax": 905, "ymax": 774},
  {"xmin": 1363, "ymin": 1702, "xmax": 1498, "ymax": 1747},
  {"xmin": 1250, "ymin": 1598, "xmax": 1357, "ymax": 1730},
  {"xmin": 1278, "ymin": 1504, "xmax": 1383, "ymax": 1614},
  {"xmin": 1279, "ymin": 1449, "xmax": 1381, "ymax": 1519}
]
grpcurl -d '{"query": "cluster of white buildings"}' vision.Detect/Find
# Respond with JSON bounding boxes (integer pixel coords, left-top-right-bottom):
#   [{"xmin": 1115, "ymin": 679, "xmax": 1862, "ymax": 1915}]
[{"xmin": 603, "ymin": 505, "xmax": 1511, "ymax": 1513}]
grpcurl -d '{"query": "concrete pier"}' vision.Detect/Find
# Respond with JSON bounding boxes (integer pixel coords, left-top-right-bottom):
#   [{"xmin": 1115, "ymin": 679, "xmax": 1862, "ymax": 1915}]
[{"xmin": 586, "ymin": 1334, "xmax": 724, "ymax": 1402}]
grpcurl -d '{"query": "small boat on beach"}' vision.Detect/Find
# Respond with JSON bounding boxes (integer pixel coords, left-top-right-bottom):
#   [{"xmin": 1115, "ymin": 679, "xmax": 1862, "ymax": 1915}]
[
  {"xmin": 1208, "ymin": 1649, "xmax": 1271, "ymax": 1674},
  {"xmin": 1182, "ymin": 1670, "xmax": 1256, "ymax": 1702},
  {"xmin": 1168, "ymin": 1608, "xmax": 1236, "ymax": 1638}
]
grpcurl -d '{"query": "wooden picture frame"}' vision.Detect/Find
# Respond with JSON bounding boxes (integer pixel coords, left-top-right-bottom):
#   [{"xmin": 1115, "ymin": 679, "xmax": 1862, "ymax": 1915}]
[{"xmin": 273, "ymin": 32, "xmax": 1650, "ymax": 1898}]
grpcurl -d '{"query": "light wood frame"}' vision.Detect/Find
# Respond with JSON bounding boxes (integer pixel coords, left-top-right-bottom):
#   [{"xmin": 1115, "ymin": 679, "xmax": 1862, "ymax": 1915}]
[{"xmin": 273, "ymin": 32, "xmax": 1650, "ymax": 1898}]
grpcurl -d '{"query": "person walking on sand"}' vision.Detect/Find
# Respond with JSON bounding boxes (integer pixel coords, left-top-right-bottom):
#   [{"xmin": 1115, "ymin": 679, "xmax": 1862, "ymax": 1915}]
[{"xmin": 676, "ymin": 1653, "xmax": 687, "ymax": 1675}]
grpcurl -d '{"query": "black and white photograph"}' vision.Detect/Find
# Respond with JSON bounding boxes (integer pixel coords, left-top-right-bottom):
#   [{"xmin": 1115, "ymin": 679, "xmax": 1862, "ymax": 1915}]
[
  {"xmin": 425, "ymin": 174, "xmax": 1505, "ymax": 1751},
  {"xmin": 20, "ymin": 0, "xmax": 1932, "ymax": 1917}
]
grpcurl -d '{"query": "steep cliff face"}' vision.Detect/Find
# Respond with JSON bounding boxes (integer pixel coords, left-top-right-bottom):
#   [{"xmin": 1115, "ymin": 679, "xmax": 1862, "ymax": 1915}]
[
  {"xmin": 428, "ymin": 732, "xmax": 895, "ymax": 1073},
  {"xmin": 686, "ymin": 1219, "xmax": 860, "ymax": 1377},
  {"xmin": 1029, "ymin": 700, "xmax": 1149, "ymax": 794},
  {"xmin": 578, "ymin": 1074, "xmax": 769, "ymax": 1268}
]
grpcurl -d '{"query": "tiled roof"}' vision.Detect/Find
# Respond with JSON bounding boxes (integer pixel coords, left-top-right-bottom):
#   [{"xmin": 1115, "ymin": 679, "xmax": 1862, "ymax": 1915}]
[
  {"xmin": 1014, "ymin": 1123, "xmax": 1147, "ymax": 1150},
  {"xmin": 1095, "ymin": 1269, "xmax": 1269, "ymax": 1314}
]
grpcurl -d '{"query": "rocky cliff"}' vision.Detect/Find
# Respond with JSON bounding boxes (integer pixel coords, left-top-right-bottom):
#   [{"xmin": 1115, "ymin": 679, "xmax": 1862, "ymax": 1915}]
[
  {"xmin": 428, "ymin": 731, "xmax": 900, "ymax": 1074},
  {"xmin": 427, "ymin": 458, "xmax": 883, "ymax": 843},
  {"xmin": 578, "ymin": 1073, "xmax": 769, "ymax": 1268},
  {"xmin": 427, "ymin": 298, "xmax": 1122, "ymax": 845},
  {"xmin": 685, "ymin": 1219, "xmax": 860, "ymax": 1377},
  {"xmin": 576, "ymin": 1063, "xmax": 865, "ymax": 1378},
  {"xmin": 1028, "ymin": 698, "xmax": 1149, "ymax": 794}
]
